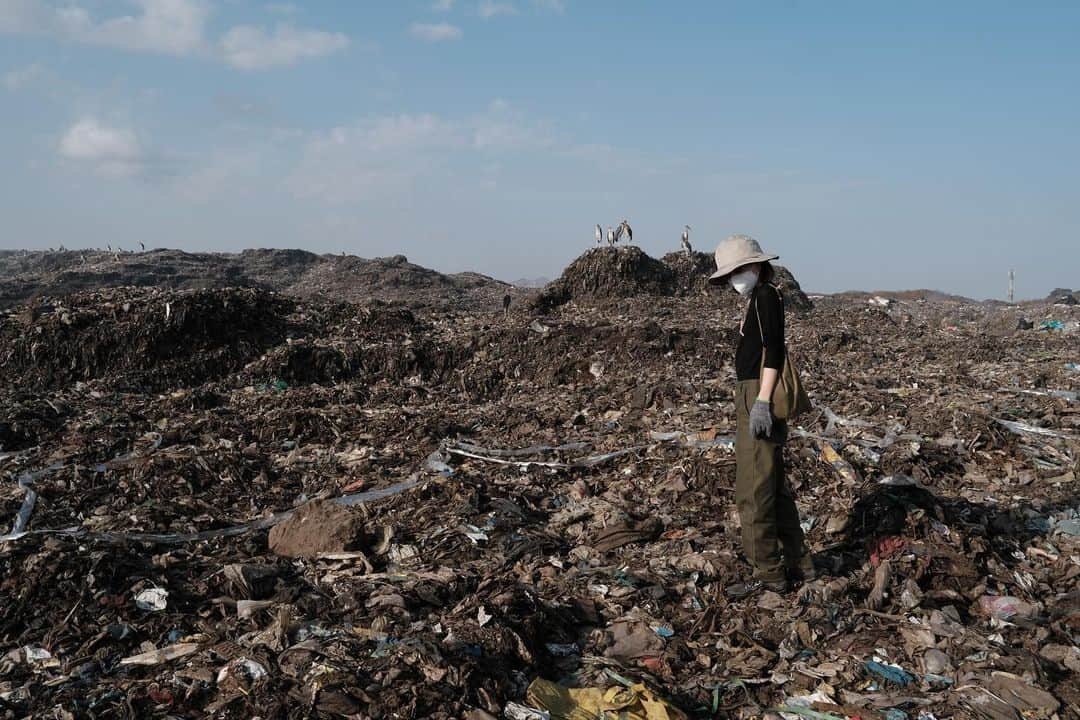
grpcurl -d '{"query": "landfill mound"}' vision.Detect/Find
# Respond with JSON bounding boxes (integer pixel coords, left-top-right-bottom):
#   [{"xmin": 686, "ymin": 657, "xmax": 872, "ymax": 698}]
[
  {"xmin": 660, "ymin": 251, "xmax": 717, "ymax": 294},
  {"xmin": 771, "ymin": 264, "xmax": 813, "ymax": 311},
  {"xmin": 1048, "ymin": 287, "xmax": 1079, "ymax": 305},
  {"xmin": 0, "ymin": 248, "xmax": 512, "ymax": 311},
  {"xmin": 0, "ymin": 287, "xmax": 291, "ymax": 391},
  {"xmin": 283, "ymin": 254, "xmax": 512, "ymax": 310},
  {"xmin": 1, "ymin": 270, "xmax": 1079, "ymax": 718},
  {"xmin": 662, "ymin": 251, "xmax": 813, "ymax": 311},
  {"xmin": 532, "ymin": 246, "xmax": 679, "ymax": 311}
]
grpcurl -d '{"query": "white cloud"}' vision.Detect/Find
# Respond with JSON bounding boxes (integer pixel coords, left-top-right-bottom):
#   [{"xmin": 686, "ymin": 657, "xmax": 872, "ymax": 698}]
[
  {"xmin": 173, "ymin": 148, "xmax": 264, "ymax": 201},
  {"xmin": 220, "ymin": 24, "xmax": 347, "ymax": 69},
  {"xmin": 478, "ymin": 1, "xmax": 516, "ymax": 19},
  {"xmin": 56, "ymin": 0, "xmax": 209, "ymax": 56},
  {"xmin": 532, "ymin": 0, "xmax": 565, "ymax": 11},
  {"xmin": 290, "ymin": 104, "xmax": 558, "ymax": 205},
  {"xmin": 0, "ymin": 0, "xmax": 46, "ymax": 33},
  {"xmin": 409, "ymin": 22, "xmax": 461, "ymax": 42},
  {"xmin": 352, "ymin": 113, "xmax": 459, "ymax": 151},
  {"xmin": 59, "ymin": 117, "xmax": 143, "ymax": 177},
  {"xmin": 265, "ymin": 2, "xmax": 298, "ymax": 15},
  {"xmin": 0, "ymin": 0, "xmax": 348, "ymax": 69},
  {"xmin": 3, "ymin": 62, "xmax": 44, "ymax": 90},
  {"xmin": 471, "ymin": 99, "xmax": 552, "ymax": 150},
  {"xmin": 432, "ymin": 0, "xmax": 454, "ymax": 10},
  {"xmin": 290, "ymin": 113, "xmax": 463, "ymax": 204}
]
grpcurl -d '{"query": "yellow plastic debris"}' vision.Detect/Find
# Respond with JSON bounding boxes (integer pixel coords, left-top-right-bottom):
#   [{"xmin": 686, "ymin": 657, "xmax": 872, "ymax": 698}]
[
  {"xmin": 526, "ymin": 678, "xmax": 688, "ymax": 720},
  {"xmin": 820, "ymin": 443, "xmax": 860, "ymax": 484}
]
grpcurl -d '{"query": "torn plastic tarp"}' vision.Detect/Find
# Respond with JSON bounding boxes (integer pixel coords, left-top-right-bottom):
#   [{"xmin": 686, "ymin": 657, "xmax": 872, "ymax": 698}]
[
  {"xmin": 648, "ymin": 429, "xmax": 734, "ymax": 450},
  {"xmin": 2, "ymin": 436, "xmax": 169, "ymax": 539},
  {"xmin": 446, "ymin": 441, "xmax": 644, "ymax": 469},
  {"xmin": 821, "ymin": 406, "xmax": 874, "ymax": 435},
  {"xmin": 998, "ymin": 387, "xmax": 1078, "ymax": 403},
  {"xmin": 0, "ymin": 474, "xmax": 426, "ymax": 545},
  {"xmin": 8, "ymin": 463, "xmax": 61, "ymax": 537},
  {"xmin": 452, "ymin": 440, "xmax": 591, "ymax": 458},
  {"xmin": 995, "ymin": 418, "xmax": 1079, "ymax": 440}
]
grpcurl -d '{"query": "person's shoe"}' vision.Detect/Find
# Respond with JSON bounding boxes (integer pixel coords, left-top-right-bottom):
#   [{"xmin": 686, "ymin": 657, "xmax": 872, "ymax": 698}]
[
  {"xmin": 726, "ymin": 578, "xmax": 788, "ymax": 599},
  {"xmin": 786, "ymin": 557, "xmax": 820, "ymax": 584}
]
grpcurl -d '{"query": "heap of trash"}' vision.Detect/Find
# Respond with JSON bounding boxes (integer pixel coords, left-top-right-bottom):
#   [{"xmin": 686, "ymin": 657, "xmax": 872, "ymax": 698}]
[{"xmin": 1, "ymin": 248, "xmax": 1078, "ymax": 719}]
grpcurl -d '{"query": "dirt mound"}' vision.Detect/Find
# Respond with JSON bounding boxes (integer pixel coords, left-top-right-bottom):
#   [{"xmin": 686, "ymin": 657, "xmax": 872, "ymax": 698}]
[
  {"xmin": 268, "ymin": 500, "xmax": 369, "ymax": 558},
  {"xmin": 0, "ymin": 287, "xmax": 291, "ymax": 391},
  {"xmin": 532, "ymin": 246, "xmax": 677, "ymax": 311}
]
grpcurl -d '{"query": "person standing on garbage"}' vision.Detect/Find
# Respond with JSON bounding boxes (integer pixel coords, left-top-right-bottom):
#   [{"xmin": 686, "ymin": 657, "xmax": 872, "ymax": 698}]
[{"xmin": 708, "ymin": 234, "xmax": 815, "ymax": 596}]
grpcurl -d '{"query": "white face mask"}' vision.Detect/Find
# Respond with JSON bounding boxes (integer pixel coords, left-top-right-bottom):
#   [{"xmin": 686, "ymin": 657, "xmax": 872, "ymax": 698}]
[{"xmin": 729, "ymin": 266, "xmax": 759, "ymax": 296}]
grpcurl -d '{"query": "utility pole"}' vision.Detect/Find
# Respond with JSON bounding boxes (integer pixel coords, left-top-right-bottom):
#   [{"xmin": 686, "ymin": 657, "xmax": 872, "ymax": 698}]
[{"xmin": 1008, "ymin": 269, "xmax": 1015, "ymax": 303}]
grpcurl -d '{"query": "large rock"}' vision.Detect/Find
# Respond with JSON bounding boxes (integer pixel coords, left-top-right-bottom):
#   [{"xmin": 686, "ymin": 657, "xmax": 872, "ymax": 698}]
[{"xmin": 268, "ymin": 500, "xmax": 369, "ymax": 559}]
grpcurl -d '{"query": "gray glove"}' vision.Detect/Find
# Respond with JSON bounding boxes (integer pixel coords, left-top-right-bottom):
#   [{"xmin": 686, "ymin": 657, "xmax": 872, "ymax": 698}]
[{"xmin": 750, "ymin": 399, "xmax": 773, "ymax": 439}]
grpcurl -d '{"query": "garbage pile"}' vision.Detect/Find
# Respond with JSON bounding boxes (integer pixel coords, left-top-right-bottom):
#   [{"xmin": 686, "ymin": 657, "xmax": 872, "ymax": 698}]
[
  {"xmin": 658, "ymin": 251, "xmax": 813, "ymax": 313},
  {"xmin": 533, "ymin": 246, "xmax": 677, "ymax": 312},
  {"xmin": 1047, "ymin": 288, "xmax": 1079, "ymax": 306},
  {"xmin": 0, "ymin": 249, "xmax": 514, "ymax": 311},
  {"xmin": 534, "ymin": 247, "xmax": 811, "ymax": 314},
  {"xmin": 1, "ymin": 252, "xmax": 1078, "ymax": 719},
  {"xmin": 0, "ymin": 287, "xmax": 291, "ymax": 391}
]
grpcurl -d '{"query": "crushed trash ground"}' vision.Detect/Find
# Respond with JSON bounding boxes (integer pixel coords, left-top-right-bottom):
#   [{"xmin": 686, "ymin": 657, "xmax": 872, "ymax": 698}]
[{"xmin": 1, "ymin": 247, "xmax": 1078, "ymax": 719}]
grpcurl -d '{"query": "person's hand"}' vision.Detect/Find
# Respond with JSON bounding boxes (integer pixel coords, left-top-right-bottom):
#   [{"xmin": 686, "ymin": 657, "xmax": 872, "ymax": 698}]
[{"xmin": 750, "ymin": 399, "xmax": 773, "ymax": 439}]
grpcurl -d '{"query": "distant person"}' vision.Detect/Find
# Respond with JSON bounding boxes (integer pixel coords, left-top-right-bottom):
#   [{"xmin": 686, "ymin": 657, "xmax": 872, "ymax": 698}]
[
  {"xmin": 502, "ymin": 293, "xmax": 511, "ymax": 318},
  {"xmin": 708, "ymin": 234, "xmax": 815, "ymax": 597}
]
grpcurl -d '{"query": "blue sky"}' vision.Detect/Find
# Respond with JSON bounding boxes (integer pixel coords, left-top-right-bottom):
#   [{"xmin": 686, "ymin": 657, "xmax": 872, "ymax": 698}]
[{"xmin": 1, "ymin": 1, "xmax": 1077, "ymax": 298}]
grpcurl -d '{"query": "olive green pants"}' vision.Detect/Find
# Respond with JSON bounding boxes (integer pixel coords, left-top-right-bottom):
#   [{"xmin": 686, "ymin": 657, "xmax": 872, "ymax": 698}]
[{"xmin": 735, "ymin": 379, "xmax": 812, "ymax": 583}]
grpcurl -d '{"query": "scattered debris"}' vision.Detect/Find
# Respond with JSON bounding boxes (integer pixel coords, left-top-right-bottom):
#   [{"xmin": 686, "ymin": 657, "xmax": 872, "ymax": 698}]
[{"xmin": 0, "ymin": 248, "xmax": 1077, "ymax": 717}]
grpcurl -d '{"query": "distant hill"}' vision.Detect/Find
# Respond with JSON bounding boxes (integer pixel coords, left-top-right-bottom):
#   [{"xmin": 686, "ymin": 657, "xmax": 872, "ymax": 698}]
[
  {"xmin": 0, "ymin": 248, "xmax": 513, "ymax": 310},
  {"xmin": 832, "ymin": 289, "xmax": 978, "ymax": 303},
  {"xmin": 507, "ymin": 276, "xmax": 551, "ymax": 288}
]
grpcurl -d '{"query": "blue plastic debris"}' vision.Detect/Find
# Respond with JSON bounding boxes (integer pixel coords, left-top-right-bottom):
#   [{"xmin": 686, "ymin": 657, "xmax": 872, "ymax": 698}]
[
  {"xmin": 883, "ymin": 709, "xmax": 908, "ymax": 720},
  {"xmin": 864, "ymin": 660, "xmax": 915, "ymax": 687},
  {"xmin": 652, "ymin": 625, "xmax": 675, "ymax": 639}
]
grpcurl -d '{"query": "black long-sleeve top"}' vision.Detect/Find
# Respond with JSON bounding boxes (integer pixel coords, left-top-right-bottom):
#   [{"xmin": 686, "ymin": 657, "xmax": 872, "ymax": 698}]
[{"xmin": 735, "ymin": 283, "xmax": 786, "ymax": 381}]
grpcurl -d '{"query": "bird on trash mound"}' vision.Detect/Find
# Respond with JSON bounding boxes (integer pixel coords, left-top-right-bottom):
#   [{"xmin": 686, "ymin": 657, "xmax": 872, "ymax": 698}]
[
  {"xmin": 606, "ymin": 227, "xmax": 616, "ymax": 246},
  {"xmin": 617, "ymin": 219, "xmax": 633, "ymax": 244},
  {"xmin": 595, "ymin": 224, "xmax": 603, "ymax": 246},
  {"xmin": 681, "ymin": 225, "xmax": 692, "ymax": 255}
]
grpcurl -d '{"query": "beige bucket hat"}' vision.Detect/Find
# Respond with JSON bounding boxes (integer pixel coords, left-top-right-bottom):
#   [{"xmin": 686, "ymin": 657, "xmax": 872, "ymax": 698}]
[{"xmin": 708, "ymin": 234, "xmax": 779, "ymax": 284}]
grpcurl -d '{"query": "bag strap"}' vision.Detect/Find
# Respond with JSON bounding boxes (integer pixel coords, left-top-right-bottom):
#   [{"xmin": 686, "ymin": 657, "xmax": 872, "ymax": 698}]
[
  {"xmin": 754, "ymin": 283, "xmax": 784, "ymax": 347},
  {"xmin": 754, "ymin": 292, "xmax": 766, "ymax": 348}
]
